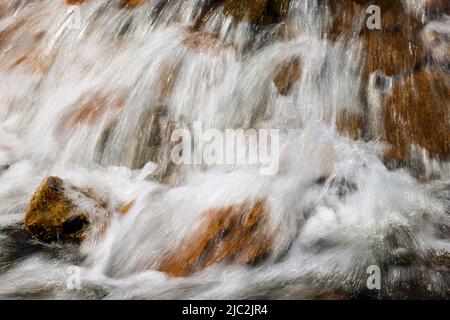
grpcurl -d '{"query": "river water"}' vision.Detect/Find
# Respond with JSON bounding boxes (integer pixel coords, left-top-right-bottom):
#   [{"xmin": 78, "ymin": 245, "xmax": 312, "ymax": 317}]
[{"xmin": 0, "ymin": 0, "xmax": 449, "ymax": 299}]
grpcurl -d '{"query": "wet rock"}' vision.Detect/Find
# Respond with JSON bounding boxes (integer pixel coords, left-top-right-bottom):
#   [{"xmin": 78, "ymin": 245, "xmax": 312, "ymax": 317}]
[
  {"xmin": 424, "ymin": 0, "xmax": 446, "ymax": 8},
  {"xmin": 361, "ymin": 3, "xmax": 423, "ymax": 77},
  {"xmin": 327, "ymin": 0, "xmax": 367, "ymax": 41},
  {"xmin": 119, "ymin": 200, "xmax": 134, "ymax": 215},
  {"xmin": 428, "ymin": 249, "xmax": 450, "ymax": 269},
  {"xmin": 0, "ymin": 3, "xmax": 11, "ymax": 19},
  {"xmin": 223, "ymin": 0, "xmax": 291, "ymax": 26},
  {"xmin": 183, "ymin": 29, "xmax": 231, "ymax": 56},
  {"xmin": 423, "ymin": 0, "xmax": 450, "ymax": 17},
  {"xmin": 363, "ymin": 32, "xmax": 423, "ymax": 78},
  {"xmin": 57, "ymin": 91, "xmax": 124, "ymax": 132},
  {"xmin": 383, "ymin": 67, "xmax": 450, "ymax": 162},
  {"xmin": 130, "ymin": 107, "xmax": 180, "ymax": 179},
  {"xmin": 336, "ymin": 110, "xmax": 364, "ymax": 140},
  {"xmin": 272, "ymin": 57, "xmax": 302, "ymax": 95},
  {"xmin": 118, "ymin": 0, "xmax": 149, "ymax": 8},
  {"xmin": 0, "ymin": 19, "xmax": 26, "ymax": 49},
  {"xmin": 421, "ymin": 19, "xmax": 450, "ymax": 67},
  {"xmin": 328, "ymin": 1, "xmax": 424, "ymax": 77},
  {"xmin": 328, "ymin": 0, "xmax": 420, "ymax": 39},
  {"xmin": 158, "ymin": 200, "xmax": 274, "ymax": 277},
  {"xmin": 24, "ymin": 177, "xmax": 110, "ymax": 242},
  {"xmin": 67, "ymin": 0, "xmax": 87, "ymax": 5},
  {"xmin": 10, "ymin": 47, "xmax": 55, "ymax": 75}
]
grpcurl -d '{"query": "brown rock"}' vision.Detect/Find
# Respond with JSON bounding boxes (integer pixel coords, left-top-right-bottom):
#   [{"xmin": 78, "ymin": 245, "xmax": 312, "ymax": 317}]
[
  {"xmin": 328, "ymin": 0, "xmax": 424, "ymax": 78},
  {"xmin": 360, "ymin": 2, "xmax": 423, "ymax": 78},
  {"xmin": 158, "ymin": 200, "xmax": 274, "ymax": 277},
  {"xmin": 0, "ymin": 3, "xmax": 11, "ymax": 19},
  {"xmin": 57, "ymin": 91, "xmax": 124, "ymax": 133},
  {"xmin": 363, "ymin": 32, "xmax": 423, "ymax": 78},
  {"xmin": 336, "ymin": 110, "xmax": 364, "ymax": 140},
  {"xmin": 0, "ymin": 19, "xmax": 26, "ymax": 49},
  {"xmin": 67, "ymin": 0, "xmax": 87, "ymax": 5},
  {"xmin": 119, "ymin": 201, "xmax": 134, "ymax": 215},
  {"xmin": 272, "ymin": 57, "xmax": 302, "ymax": 95},
  {"xmin": 119, "ymin": 0, "xmax": 149, "ymax": 8},
  {"xmin": 328, "ymin": 0, "xmax": 410, "ymax": 40},
  {"xmin": 223, "ymin": 0, "xmax": 291, "ymax": 26},
  {"xmin": 327, "ymin": 1, "xmax": 366, "ymax": 41},
  {"xmin": 9, "ymin": 47, "xmax": 54, "ymax": 75},
  {"xmin": 423, "ymin": 0, "xmax": 450, "ymax": 16},
  {"xmin": 24, "ymin": 177, "xmax": 110, "ymax": 242},
  {"xmin": 183, "ymin": 29, "xmax": 231, "ymax": 56},
  {"xmin": 383, "ymin": 68, "xmax": 450, "ymax": 161}
]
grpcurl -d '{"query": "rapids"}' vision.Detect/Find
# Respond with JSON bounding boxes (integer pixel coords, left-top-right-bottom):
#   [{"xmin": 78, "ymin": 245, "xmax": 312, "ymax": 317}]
[{"xmin": 0, "ymin": 0, "xmax": 449, "ymax": 299}]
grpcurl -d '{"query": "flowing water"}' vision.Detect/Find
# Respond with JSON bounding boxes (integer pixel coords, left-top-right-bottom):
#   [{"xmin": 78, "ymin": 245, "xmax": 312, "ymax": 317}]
[{"xmin": 0, "ymin": 0, "xmax": 449, "ymax": 299}]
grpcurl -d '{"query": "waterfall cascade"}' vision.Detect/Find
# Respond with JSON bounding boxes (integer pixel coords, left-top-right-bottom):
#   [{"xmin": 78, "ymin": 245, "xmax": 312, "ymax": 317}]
[{"xmin": 0, "ymin": 0, "xmax": 449, "ymax": 299}]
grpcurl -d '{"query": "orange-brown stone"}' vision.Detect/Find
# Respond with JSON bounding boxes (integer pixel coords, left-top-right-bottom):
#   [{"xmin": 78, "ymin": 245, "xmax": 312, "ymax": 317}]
[
  {"xmin": 158, "ymin": 200, "xmax": 274, "ymax": 277},
  {"xmin": 383, "ymin": 68, "xmax": 450, "ymax": 161},
  {"xmin": 120, "ymin": 201, "xmax": 135, "ymax": 215},
  {"xmin": 24, "ymin": 177, "xmax": 110, "ymax": 243},
  {"xmin": 67, "ymin": 0, "xmax": 87, "ymax": 5},
  {"xmin": 336, "ymin": 110, "xmax": 365, "ymax": 140},
  {"xmin": 58, "ymin": 92, "xmax": 124, "ymax": 132},
  {"xmin": 223, "ymin": 0, "xmax": 291, "ymax": 26},
  {"xmin": 362, "ymin": 32, "xmax": 423, "ymax": 78},
  {"xmin": 272, "ymin": 57, "xmax": 302, "ymax": 95}
]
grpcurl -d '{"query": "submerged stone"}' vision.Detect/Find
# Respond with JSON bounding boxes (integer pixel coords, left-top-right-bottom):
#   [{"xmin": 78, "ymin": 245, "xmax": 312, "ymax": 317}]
[{"xmin": 158, "ymin": 200, "xmax": 274, "ymax": 277}]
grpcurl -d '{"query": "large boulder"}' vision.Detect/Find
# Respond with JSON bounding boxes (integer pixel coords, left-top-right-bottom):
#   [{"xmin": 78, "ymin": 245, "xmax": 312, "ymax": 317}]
[
  {"xmin": 24, "ymin": 177, "xmax": 110, "ymax": 242},
  {"xmin": 158, "ymin": 200, "xmax": 274, "ymax": 277}
]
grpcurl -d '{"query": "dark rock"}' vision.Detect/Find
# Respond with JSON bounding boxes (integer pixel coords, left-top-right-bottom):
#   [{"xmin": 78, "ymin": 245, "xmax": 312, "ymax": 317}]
[
  {"xmin": 24, "ymin": 177, "xmax": 110, "ymax": 243},
  {"xmin": 223, "ymin": 0, "xmax": 291, "ymax": 26}
]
